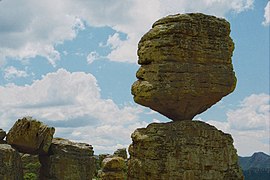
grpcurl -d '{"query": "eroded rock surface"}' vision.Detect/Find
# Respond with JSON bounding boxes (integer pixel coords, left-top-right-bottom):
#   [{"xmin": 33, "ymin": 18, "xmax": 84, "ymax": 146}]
[
  {"xmin": 113, "ymin": 148, "xmax": 127, "ymax": 159},
  {"xmin": 6, "ymin": 117, "xmax": 55, "ymax": 154},
  {"xmin": 39, "ymin": 138, "xmax": 95, "ymax": 180},
  {"xmin": 0, "ymin": 144, "xmax": 23, "ymax": 180},
  {"xmin": 128, "ymin": 120, "xmax": 243, "ymax": 180},
  {"xmin": 132, "ymin": 13, "xmax": 236, "ymax": 120},
  {"xmin": 99, "ymin": 157, "xmax": 126, "ymax": 180}
]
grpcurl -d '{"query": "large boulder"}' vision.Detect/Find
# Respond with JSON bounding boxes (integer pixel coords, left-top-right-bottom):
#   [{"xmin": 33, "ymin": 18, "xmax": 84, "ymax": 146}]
[
  {"xmin": 132, "ymin": 13, "xmax": 236, "ymax": 120},
  {"xmin": 39, "ymin": 138, "xmax": 96, "ymax": 180},
  {"xmin": 6, "ymin": 117, "xmax": 55, "ymax": 155},
  {"xmin": 128, "ymin": 120, "xmax": 243, "ymax": 180},
  {"xmin": 0, "ymin": 144, "xmax": 23, "ymax": 180}
]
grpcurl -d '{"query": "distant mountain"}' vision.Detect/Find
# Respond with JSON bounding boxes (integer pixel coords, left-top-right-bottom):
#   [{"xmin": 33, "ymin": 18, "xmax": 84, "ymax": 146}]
[{"xmin": 239, "ymin": 152, "xmax": 270, "ymax": 180}]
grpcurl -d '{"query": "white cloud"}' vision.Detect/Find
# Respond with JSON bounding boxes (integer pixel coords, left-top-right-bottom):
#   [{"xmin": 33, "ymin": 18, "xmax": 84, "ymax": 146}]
[
  {"xmin": 205, "ymin": 93, "xmax": 270, "ymax": 156},
  {"xmin": 0, "ymin": 68, "xmax": 147, "ymax": 153},
  {"xmin": 263, "ymin": 1, "xmax": 270, "ymax": 26},
  {"xmin": 86, "ymin": 51, "xmax": 100, "ymax": 64},
  {"xmin": 0, "ymin": 0, "xmax": 255, "ymax": 65},
  {"xmin": 4, "ymin": 66, "xmax": 29, "ymax": 80}
]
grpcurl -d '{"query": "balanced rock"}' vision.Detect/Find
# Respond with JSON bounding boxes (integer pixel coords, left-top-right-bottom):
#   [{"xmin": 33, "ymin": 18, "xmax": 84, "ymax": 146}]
[
  {"xmin": 132, "ymin": 13, "xmax": 236, "ymax": 120},
  {"xmin": 99, "ymin": 157, "xmax": 126, "ymax": 180},
  {"xmin": 39, "ymin": 138, "xmax": 96, "ymax": 180},
  {"xmin": 0, "ymin": 144, "xmax": 23, "ymax": 180},
  {"xmin": 6, "ymin": 117, "xmax": 55, "ymax": 154},
  {"xmin": 128, "ymin": 120, "xmax": 243, "ymax": 179}
]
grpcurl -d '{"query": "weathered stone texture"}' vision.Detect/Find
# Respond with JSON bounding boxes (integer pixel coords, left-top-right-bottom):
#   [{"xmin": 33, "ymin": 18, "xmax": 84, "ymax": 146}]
[
  {"xmin": 39, "ymin": 138, "xmax": 95, "ymax": 180},
  {"xmin": 128, "ymin": 121, "xmax": 243, "ymax": 180},
  {"xmin": 113, "ymin": 148, "xmax": 128, "ymax": 159},
  {"xmin": 0, "ymin": 144, "xmax": 23, "ymax": 180},
  {"xmin": 132, "ymin": 13, "xmax": 236, "ymax": 120},
  {"xmin": 100, "ymin": 157, "xmax": 126, "ymax": 180},
  {"xmin": 6, "ymin": 117, "xmax": 55, "ymax": 155}
]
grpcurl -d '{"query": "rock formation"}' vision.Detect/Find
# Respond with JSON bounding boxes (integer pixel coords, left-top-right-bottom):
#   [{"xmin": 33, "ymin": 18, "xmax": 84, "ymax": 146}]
[
  {"xmin": 99, "ymin": 156, "xmax": 126, "ymax": 180},
  {"xmin": 128, "ymin": 13, "xmax": 243, "ymax": 180},
  {"xmin": 1, "ymin": 117, "xmax": 96, "ymax": 179},
  {"xmin": 128, "ymin": 121, "xmax": 243, "ymax": 179},
  {"xmin": 0, "ymin": 128, "xmax": 6, "ymax": 140},
  {"xmin": 21, "ymin": 154, "xmax": 40, "ymax": 179},
  {"xmin": 39, "ymin": 138, "xmax": 96, "ymax": 180},
  {"xmin": 131, "ymin": 13, "xmax": 236, "ymax": 120},
  {"xmin": 6, "ymin": 117, "xmax": 55, "ymax": 155},
  {"xmin": 0, "ymin": 144, "xmax": 23, "ymax": 180},
  {"xmin": 113, "ymin": 148, "xmax": 128, "ymax": 159}
]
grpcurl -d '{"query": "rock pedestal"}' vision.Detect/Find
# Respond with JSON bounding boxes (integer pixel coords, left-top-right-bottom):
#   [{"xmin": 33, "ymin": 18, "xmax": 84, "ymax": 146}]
[
  {"xmin": 6, "ymin": 117, "xmax": 55, "ymax": 155},
  {"xmin": 0, "ymin": 144, "xmax": 23, "ymax": 180},
  {"xmin": 39, "ymin": 138, "xmax": 96, "ymax": 180},
  {"xmin": 128, "ymin": 121, "xmax": 243, "ymax": 180},
  {"xmin": 132, "ymin": 13, "xmax": 236, "ymax": 120}
]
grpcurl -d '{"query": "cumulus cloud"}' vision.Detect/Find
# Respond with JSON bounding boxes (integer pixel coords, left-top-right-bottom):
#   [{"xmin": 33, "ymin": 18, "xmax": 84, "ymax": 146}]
[
  {"xmin": 0, "ymin": 69, "xmax": 147, "ymax": 153},
  {"xmin": 86, "ymin": 51, "xmax": 100, "ymax": 64},
  {"xmin": 262, "ymin": 1, "xmax": 270, "ymax": 26},
  {"xmin": 205, "ymin": 93, "xmax": 270, "ymax": 156},
  {"xmin": 0, "ymin": 0, "xmax": 255, "ymax": 64},
  {"xmin": 4, "ymin": 66, "xmax": 29, "ymax": 80}
]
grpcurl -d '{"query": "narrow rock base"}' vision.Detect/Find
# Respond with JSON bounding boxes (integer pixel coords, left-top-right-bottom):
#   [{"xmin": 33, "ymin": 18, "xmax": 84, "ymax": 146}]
[{"xmin": 128, "ymin": 120, "xmax": 243, "ymax": 180}]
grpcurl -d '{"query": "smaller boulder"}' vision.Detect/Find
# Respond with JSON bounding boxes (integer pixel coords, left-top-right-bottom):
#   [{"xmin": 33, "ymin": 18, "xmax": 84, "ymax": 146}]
[
  {"xmin": 6, "ymin": 117, "xmax": 55, "ymax": 155},
  {"xmin": 99, "ymin": 157, "xmax": 126, "ymax": 179},
  {"xmin": 0, "ymin": 128, "xmax": 6, "ymax": 140},
  {"xmin": 113, "ymin": 148, "xmax": 127, "ymax": 159}
]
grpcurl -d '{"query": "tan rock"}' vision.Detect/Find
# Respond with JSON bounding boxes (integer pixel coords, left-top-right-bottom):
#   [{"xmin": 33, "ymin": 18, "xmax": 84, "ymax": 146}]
[
  {"xmin": 113, "ymin": 148, "xmax": 127, "ymax": 159},
  {"xmin": 0, "ymin": 144, "xmax": 23, "ymax": 180},
  {"xmin": 39, "ymin": 138, "xmax": 96, "ymax": 180},
  {"xmin": 100, "ymin": 157, "xmax": 126, "ymax": 180},
  {"xmin": 128, "ymin": 120, "xmax": 243, "ymax": 180},
  {"xmin": 6, "ymin": 117, "xmax": 55, "ymax": 155},
  {"xmin": 132, "ymin": 13, "xmax": 236, "ymax": 120}
]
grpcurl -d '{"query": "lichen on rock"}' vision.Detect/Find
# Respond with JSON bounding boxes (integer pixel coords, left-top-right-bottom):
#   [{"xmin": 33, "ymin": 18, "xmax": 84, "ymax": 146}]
[
  {"xmin": 132, "ymin": 13, "xmax": 237, "ymax": 121},
  {"xmin": 6, "ymin": 117, "xmax": 55, "ymax": 155},
  {"xmin": 0, "ymin": 144, "xmax": 23, "ymax": 180},
  {"xmin": 39, "ymin": 138, "xmax": 96, "ymax": 180},
  {"xmin": 128, "ymin": 120, "xmax": 243, "ymax": 180}
]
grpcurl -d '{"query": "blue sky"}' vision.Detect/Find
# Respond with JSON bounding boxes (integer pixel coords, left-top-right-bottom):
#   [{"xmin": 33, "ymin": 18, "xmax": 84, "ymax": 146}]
[{"xmin": 0, "ymin": 0, "xmax": 269, "ymax": 156}]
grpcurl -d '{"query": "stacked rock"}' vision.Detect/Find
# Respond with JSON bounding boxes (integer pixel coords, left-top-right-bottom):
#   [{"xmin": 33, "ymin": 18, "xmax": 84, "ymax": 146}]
[
  {"xmin": 0, "ymin": 117, "xmax": 96, "ymax": 180},
  {"xmin": 129, "ymin": 13, "xmax": 243, "ymax": 180},
  {"xmin": 132, "ymin": 13, "xmax": 236, "ymax": 121}
]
